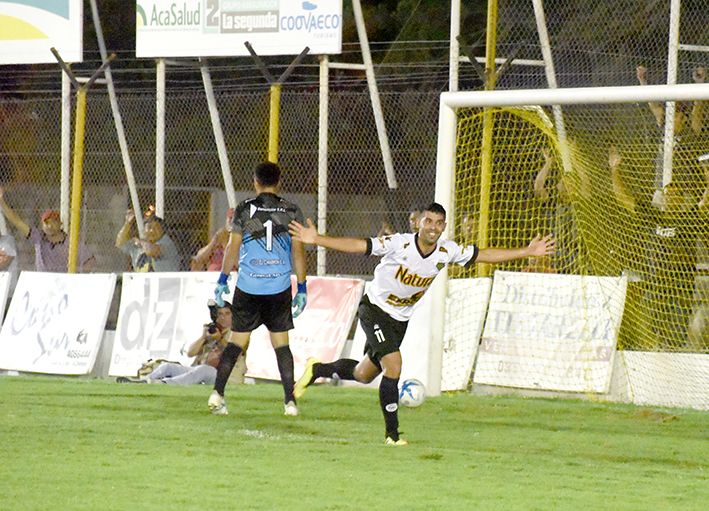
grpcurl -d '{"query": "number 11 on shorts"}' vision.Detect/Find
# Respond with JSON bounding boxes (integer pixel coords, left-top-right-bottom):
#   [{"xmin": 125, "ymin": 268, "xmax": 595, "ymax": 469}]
[{"xmin": 374, "ymin": 324, "xmax": 386, "ymax": 343}]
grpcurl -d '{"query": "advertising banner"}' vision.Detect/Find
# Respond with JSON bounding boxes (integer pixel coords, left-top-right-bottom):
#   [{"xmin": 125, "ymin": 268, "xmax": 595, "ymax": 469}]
[
  {"xmin": 136, "ymin": 0, "xmax": 343, "ymax": 57},
  {"xmin": 243, "ymin": 276, "xmax": 363, "ymax": 381},
  {"xmin": 0, "ymin": 272, "xmax": 116, "ymax": 374},
  {"xmin": 110, "ymin": 273, "xmax": 363, "ymax": 379},
  {"xmin": 0, "ymin": 0, "xmax": 83, "ymax": 64},
  {"xmin": 473, "ymin": 271, "xmax": 627, "ymax": 393},
  {"xmin": 110, "ymin": 272, "xmax": 222, "ymax": 376}
]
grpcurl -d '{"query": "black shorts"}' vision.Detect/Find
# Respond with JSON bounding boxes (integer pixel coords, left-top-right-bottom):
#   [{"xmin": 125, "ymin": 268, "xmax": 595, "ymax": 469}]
[
  {"xmin": 231, "ymin": 287, "xmax": 293, "ymax": 333},
  {"xmin": 358, "ymin": 295, "xmax": 408, "ymax": 367}
]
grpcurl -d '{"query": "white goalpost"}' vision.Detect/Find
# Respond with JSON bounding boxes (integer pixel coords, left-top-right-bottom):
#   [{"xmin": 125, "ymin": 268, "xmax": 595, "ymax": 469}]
[{"xmin": 429, "ymin": 82, "xmax": 709, "ymax": 410}]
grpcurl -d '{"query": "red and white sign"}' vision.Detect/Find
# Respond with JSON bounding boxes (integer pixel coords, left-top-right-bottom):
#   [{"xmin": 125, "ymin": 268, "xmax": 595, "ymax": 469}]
[
  {"xmin": 246, "ymin": 276, "xmax": 363, "ymax": 381},
  {"xmin": 109, "ymin": 272, "xmax": 363, "ymax": 380}
]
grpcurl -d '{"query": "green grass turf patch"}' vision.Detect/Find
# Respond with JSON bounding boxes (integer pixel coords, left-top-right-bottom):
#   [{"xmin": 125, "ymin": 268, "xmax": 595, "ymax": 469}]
[{"xmin": 1, "ymin": 376, "xmax": 707, "ymax": 510}]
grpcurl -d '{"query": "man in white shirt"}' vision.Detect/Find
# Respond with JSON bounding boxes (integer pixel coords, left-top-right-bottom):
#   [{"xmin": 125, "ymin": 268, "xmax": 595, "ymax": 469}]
[{"xmin": 289, "ymin": 202, "xmax": 555, "ymax": 445}]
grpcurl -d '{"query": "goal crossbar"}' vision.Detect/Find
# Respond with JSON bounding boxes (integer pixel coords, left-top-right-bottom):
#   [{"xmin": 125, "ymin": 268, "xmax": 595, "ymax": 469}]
[{"xmin": 440, "ymin": 83, "xmax": 709, "ymax": 109}]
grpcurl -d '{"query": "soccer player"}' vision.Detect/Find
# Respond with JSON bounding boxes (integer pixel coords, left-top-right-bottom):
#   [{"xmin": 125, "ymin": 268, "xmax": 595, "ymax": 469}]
[
  {"xmin": 209, "ymin": 162, "xmax": 307, "ymax": 417},
  {"xmin": 289, "ymin": 202, "xmax": 555, "ymax": 445}
]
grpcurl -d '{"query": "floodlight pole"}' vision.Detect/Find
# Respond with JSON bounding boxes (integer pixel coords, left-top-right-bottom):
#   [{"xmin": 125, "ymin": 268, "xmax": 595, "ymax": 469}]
[
  {"xmin": 244, "ymin": 43, "xmax": 310, "ymax": 163},
  {"xmin": 51, "ymin": 48, "xmax": 115, "ymax": 273}
]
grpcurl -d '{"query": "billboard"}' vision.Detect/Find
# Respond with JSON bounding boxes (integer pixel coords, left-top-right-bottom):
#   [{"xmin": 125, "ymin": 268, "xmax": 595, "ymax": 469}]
[
  {"xmin": 473, "ymin": 271, "xmax": 627, "ymax": 393},
  {"xmin": 0, "ymin": 272, "xmax": 115, "ymax": 375},
  {"xmin": 136, "ymin": 0, "xmax": 342, "ymax": 57},
  {"xmin": 0, "ymin": 0, "xmax": 83, "ymax": 64}
]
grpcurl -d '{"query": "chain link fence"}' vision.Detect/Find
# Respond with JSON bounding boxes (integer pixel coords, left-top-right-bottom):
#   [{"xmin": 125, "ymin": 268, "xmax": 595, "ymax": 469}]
[
  {"xmin": 1, "ymin": 0, "xmax": 706, "ymax": 278},
  {"xmin": 0, "ymin": 89, "xmax": 439, "ymax": 276}
]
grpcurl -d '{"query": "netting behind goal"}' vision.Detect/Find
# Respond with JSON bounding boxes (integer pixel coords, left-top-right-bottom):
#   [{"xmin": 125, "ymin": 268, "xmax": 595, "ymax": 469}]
[{"xmin": 441, "ymin": 95, "xmax": 709, "ymax": 410}]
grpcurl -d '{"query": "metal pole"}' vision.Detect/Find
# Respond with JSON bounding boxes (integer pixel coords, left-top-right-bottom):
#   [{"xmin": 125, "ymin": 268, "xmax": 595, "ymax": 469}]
[
  {"xmin": 662, "ymin": 0, "xmax": 682, "ymax": 188},
  {"xmin": 531, "ymin": 0, "xmax": 572, "ymax": 175},
  {"xmin": 477, "ymin": 0, "xmax": 499, "ymax": 278},
  {"xmin": 67, "ymin": 88, "xmax": 88, "ymax": 273},
  {"xmin": 449, "ymin": 0, "xmax": 461, "ymax": 92},
  {"xmin": 155, "ymin": 58, "xmax": 166, "ymax": 218},
  {"xmin": 89, "ymin": 0, "xmax": 144, "ymax": 236},
  {"xmin": 268, "ymin": 83, "xmax": 282, "ymax": 163},
  {"xmin": 317, "ymin": 55, "xmax": 329, "ymax": 276},
  {"xmin": 200, "ymin": 59, "xmax": 236, "ymax": 208},
  {"xmin": 60, "ymin": 71, "xmax": 71, "ymax": 231},
  {"xmin": 351, "ymin": 0, "xmax": 397, "ymax": 189}
]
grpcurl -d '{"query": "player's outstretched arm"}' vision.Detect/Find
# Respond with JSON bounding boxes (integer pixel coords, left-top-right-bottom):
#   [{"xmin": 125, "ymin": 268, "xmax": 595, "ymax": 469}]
[
  {"xmin": 0, "ymin": 187, "xmax": 30, "ymax": 238},
  {"xmin": 475, "ymin": 234, "xmax": 555, "ymax": 264},
  {"xmin": 289, "ymin": 218, "xmax": 368, "ymax": 254}
]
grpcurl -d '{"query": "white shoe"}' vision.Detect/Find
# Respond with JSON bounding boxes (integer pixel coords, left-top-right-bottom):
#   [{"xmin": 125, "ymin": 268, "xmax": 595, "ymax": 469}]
[
  {"xmin": 208, "ymin": 390, "xmax": 228, "ymax": 416},
  {"xmin": 284, "ymin": 401, "xmax": 299, "ymax": 417}
]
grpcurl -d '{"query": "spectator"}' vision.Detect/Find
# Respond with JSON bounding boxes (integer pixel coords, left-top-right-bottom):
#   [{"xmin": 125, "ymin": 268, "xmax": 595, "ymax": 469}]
[
  {"xmin": 190, "ymin": 208, "xmax": 237, "ymax": 272},
  {"xmin": 118, "ymin": 301, "xmax": 247, "ymax": 384},
  {"xmin": 609, "ymin": 146, "xmax": 709, "ymax": 349},
  {"xmin": 636, "ymin": 66, "xmax": 706, "ymax": 206},
  {"xmin": 115, "ymin": 209, "xmax": 180, "ymax": 272},
  {"xmin": 533, "ymin": 146, "xmax": 591, "ymax": 274},
  {"xmin": 0, "ymin": 186, "xmax": 95, "ymax": 272}
]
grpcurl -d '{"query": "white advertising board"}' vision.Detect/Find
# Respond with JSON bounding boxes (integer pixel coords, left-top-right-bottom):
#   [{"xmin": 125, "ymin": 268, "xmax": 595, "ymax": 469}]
[
  {"xmin": 473, "ymin": 271, "xmax": 627, "ymax": 393},
  {"xmin": 0, "ymin": 0, "xmax": 83, "ymax": 64},
  {"xmin": 622, "ymin": 351, "xmax": 709, "ymax": 411},
  {"xmin": 441, "ymin": 277, "xmax": 492, "ymax": 391},
  {"xmin": 110, "ymin": 272, "xmax": 223, "ymax": 376},
  {"xmin": 136, "ymin": 0, "xmax": 343, "ymax": 57},
  {"xmin": 0, "ymin": 272, "xmax": 116, "ymax": 374},
  {"xmin": 110, "ymin": 272, "xmax": 363, "ymax": 379}
]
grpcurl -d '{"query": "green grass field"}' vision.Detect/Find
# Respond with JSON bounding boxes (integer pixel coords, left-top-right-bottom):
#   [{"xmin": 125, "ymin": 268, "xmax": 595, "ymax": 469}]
[{"xmin": 1, "ymin": 376, "xmax": 707, "ymax": 511}]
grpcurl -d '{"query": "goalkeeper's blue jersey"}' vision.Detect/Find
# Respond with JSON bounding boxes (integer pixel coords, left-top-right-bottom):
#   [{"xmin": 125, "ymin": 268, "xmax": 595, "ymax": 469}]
[{"xmin": 231, "ymin": 192, "xmax": 304, "ymax": 295}]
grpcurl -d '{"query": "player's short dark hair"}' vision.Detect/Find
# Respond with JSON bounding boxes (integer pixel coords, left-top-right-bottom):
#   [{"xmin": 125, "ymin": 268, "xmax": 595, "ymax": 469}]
[
  {"xmin": 254, "ymin": 161, "xmax": 281, "ymax": 187},
  {"xmin": 423, "ymin": 202, "xmax": 447, "ymax": 219}
]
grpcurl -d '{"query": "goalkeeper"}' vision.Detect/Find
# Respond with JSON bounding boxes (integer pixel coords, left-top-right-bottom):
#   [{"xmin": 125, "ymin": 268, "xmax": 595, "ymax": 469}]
[
  {"xmin": 289, "ymin": 202, "xmax": 554, "ymax": 445},
  {"xmin": 208, "ymin": 162, "xmax": 307, "ymax": 418}
]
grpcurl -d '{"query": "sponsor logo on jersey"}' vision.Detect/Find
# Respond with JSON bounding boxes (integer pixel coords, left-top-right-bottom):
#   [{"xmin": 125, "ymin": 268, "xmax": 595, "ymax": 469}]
[
  {"xmin": 250, "ymin": 204, "xmax": 288, "ymax": 217},
  {"xmin": 394, "ymin": 265, "xmax": 434, "ymax": 288},
  {"xmin": 655, "ymin": 226, "xmax": 676, "ymax": 238}
]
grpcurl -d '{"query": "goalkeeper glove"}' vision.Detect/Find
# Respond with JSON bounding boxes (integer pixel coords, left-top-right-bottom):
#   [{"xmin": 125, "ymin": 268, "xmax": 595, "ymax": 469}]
[
  {"xmin": 214, "ymin": 272, "xmax": 231, "ymax": 307},
  {"xmin": 292, "ymin": 281, "xmax": 307, "ymax": 319}
]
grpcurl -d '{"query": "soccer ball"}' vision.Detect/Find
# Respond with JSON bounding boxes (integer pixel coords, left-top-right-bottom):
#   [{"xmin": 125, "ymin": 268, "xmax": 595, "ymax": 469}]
[{"xmin": 399, "ymin": 378, "xmax": 426, "ymax": 407}]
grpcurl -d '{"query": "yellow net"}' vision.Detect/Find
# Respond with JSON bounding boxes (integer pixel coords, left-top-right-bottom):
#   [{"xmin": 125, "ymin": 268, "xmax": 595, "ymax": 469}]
[{"xmin": 452, "ymin": 104, "xmax": 709, "ymax": 354}]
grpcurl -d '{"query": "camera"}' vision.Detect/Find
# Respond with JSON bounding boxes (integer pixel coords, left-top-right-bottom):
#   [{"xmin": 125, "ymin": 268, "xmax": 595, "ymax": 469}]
[{"xmin": 206, "ymin": 298, "xmax": 231, "ymax": 335}]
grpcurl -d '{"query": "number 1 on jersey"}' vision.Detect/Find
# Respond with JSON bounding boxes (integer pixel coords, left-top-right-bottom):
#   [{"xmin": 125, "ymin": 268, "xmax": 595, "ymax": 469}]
[{"xmin": 264, "ymin": 219, "xmax": 273, "ymax": 251}]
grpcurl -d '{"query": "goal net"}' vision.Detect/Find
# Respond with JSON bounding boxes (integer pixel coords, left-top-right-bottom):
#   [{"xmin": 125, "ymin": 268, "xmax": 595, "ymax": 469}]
[{"xmin": 435, "ymin": 84, "xmax": 709, "ymax": 410}]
